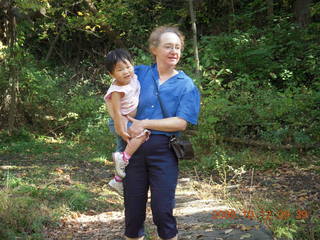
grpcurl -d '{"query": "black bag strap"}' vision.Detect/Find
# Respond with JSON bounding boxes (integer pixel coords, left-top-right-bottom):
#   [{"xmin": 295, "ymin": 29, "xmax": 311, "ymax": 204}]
[
  {"xmin": 151, "ymin": 71, "xmax": 170, "ymax": 118},
  {"xmin": 151, "ymin": 68, "xmax": 182, "ymax": 139}
]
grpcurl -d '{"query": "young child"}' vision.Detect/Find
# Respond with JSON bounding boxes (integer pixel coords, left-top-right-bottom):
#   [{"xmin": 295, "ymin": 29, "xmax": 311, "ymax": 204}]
[{"xmin": 104, "ymin": 48, "xmax": 149, "ymax": 195}]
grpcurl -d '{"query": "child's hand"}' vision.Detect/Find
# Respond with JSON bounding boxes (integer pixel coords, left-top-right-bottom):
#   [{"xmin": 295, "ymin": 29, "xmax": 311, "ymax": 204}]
[
  {"xmin": 119, "ymin": 131, "xmax": 131, "ymax": 143},
  {"xmin": 115, "ymin": 123, "xmax": 128, "ymax": 141}
]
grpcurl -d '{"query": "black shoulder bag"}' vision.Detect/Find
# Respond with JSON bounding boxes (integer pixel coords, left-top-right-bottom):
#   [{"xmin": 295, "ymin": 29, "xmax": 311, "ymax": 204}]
[{"xmin": 152, "ymin": 73, "xmax": 195, "ymax": 160}]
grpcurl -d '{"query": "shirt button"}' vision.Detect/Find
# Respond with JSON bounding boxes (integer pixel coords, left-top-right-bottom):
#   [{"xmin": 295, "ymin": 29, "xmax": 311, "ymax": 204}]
[{"xmin": 151, "ymin": 105, "xmax": 154, "ymax": 108}]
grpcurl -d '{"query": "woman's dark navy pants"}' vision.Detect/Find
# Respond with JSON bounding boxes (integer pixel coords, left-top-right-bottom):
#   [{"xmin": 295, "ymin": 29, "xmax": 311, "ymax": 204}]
[{"xmin": 123, "ymin": 134, "xmax": 178, "ymax": 239}]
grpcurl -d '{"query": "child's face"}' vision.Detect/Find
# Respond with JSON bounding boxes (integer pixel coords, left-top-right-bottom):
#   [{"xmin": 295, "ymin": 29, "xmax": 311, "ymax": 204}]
[{"xmin": 110, "ymin": 60, "xmax": 134, "ymax": 86}]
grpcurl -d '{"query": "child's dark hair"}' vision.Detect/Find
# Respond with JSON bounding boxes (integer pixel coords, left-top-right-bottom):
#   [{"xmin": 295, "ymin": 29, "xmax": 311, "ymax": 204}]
[{"xmin": 105, "ymin": 48, "xmax": 133, "ymax": 73}]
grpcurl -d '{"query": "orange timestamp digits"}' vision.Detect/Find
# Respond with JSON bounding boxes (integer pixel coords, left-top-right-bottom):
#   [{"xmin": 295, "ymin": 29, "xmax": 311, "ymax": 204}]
[
  {"xmin": 211, "ymin": 209, "xmax": 309, "ymax": 221},
  {"xmin": 211, "ymin": 210, "xmax": 237, "ymax": 219}
]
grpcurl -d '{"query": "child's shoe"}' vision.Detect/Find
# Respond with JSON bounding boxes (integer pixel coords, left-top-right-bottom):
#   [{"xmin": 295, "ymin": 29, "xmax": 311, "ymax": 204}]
[
  {"xmin": 113, "ymin": 152, "xmax": 128, "ymax": 178},
  {"xmin": 108, "ymin": 178, "xmax": 123, "ymax": 196}
]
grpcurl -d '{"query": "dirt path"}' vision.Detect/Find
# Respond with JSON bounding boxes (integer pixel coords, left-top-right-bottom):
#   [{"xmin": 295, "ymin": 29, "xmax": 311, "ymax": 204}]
[{"xmin": 45, "ymin": 178, "xmax": 273, "ymax": 240}]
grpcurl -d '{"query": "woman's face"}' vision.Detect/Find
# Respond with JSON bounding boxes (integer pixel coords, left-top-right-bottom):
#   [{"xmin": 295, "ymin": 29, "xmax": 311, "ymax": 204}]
[{"xmin": 152, "ymin": 32, "xmax": 182, "ymax": 67}]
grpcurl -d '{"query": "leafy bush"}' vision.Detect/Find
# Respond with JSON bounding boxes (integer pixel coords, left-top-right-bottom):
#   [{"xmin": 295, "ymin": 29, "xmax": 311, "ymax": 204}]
[
  {"xmin": 0, "ymin": 48, "xmax": 109, "ymax": 140},
  {"xmin": 197, "ymin": 85, "xmax": 319, "ymax": 146},
  {"xmin": 199, "ymin": 22, "xmax": 320, "ymax": 90},
  {"xmin": 193, "ymin": 21, "xmax": 320, "ymax": 148}
]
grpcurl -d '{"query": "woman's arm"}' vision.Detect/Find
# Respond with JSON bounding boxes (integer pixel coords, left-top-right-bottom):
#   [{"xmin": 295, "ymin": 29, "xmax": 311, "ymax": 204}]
[
  {"xmin": 110, "ymin": 92, "xmax": 131, "ymax": 142},
  {"xmin": 127, "ymin": 116, "xmax": 187, "ymax": 138}
]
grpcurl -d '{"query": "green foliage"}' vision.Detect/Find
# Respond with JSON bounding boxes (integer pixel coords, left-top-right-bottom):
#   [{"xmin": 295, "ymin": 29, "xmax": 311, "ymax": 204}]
[
  {"xmin": 0, "ymin": 47, "xmax": 109, "ymax": 139},
  {"xmin": 60, "ymin": 186, "xmax": 92, "ymax": 211},
  {"xmin": 0, "ymin": 134, "xmax": 122, "ymax": 239},
  {"xmin": 0, "ymin": 190, "xmax": 51, "ymax": 239},
  {"xmin": 21, "ymin": 0, "xmax": 190, "ymax": 62},
  {"xmin": 0, "ymin": 56, "xmax": 9, "ymax": 96},
  {"xmin": 199, "ymin": 22, "xmax": 320, "ymax": 90},
  {"xmin": 200, "ymin": 149, "xmax": 245, "ymax": 177},
  {"xmin": 0, "ymin": 128, "xmax": 34, "ymax": 144},
  {"xmin": 270, "ymin": 208, "xmax": 320, "ymax": 240},
  {"xmin": 194, "ymin": 20, "xmax": 320, "ymax": 147},
  {"xmin": 1, "ymin": 2, "xmax": 318, "ymax": 240},
  {"xmin": 1, "ymin": 0, "xmax": 318, "ymax": 152},
  {"xmin": 199, "ymin": 86, "xmax": 320, "ymax": 145},
  {"xmin": 130, "ymin": 47, "xmax": 153, "ymax": 66}
]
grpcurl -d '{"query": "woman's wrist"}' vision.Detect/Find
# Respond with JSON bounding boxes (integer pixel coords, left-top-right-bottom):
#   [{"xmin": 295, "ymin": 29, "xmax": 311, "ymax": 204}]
[
  {"xmin": 140, "ymin": 117, "xmax": 187, "ymax": 132},
  {"xmin": 141, "ymin": 119, "xmax": 148, "ymax": 129}
]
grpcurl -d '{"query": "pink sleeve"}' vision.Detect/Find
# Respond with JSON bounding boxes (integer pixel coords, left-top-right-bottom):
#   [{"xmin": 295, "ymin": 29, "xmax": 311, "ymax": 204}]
[{"xmin": 104, "ymin": 85, "xmax": 126, "ymax": 103}]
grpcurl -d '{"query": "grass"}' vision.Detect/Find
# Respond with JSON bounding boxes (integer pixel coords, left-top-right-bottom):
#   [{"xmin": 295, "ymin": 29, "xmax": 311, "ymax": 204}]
[
  {"xmin": 0, "ymin": 130, "xmax": 319, "ymax": 239},
  {"xmin": 192, "ymin": 143, "xmax": 320, "ymax": 240},
  {"xmin": 0, "ymin": 131, "xmax": 123, "ymax": 239}
]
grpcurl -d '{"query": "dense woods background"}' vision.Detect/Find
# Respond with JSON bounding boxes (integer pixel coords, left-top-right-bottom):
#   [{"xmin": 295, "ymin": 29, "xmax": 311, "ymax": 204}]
[
  {"xmin": 0, "ymin": 0, "xmax": 319, "ymax": 149},
  {"xmin": 0, "ymin": 0, "xmax": 319, "ymax": 239}
]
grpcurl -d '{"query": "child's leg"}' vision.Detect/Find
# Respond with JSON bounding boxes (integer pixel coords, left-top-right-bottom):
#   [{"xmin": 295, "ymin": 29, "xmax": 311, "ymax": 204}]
[
  {"xmin": 112, "ymin": 132, "xmax": 149, "ymax": 179},
  {"xmin": 122, "ymin": 130, "xmax": 150, "ymax": 160},
  {"xmin": 111, "ymin": 117, "xmax": 130, "ymax": 178},
  {"xmin": 116, "ymin": 135, "xmax": 127, "ymax": 152},
  {"xmin": 108, "ymin": 118, "xmax": 127, "ymax": 152},
  {"xmin": 112, "ymin": 116, "xmax": 149, "ymax": 178},
  {"xmin": 108, "ymin": 175, "xmax": 124, "ymax": 196}
]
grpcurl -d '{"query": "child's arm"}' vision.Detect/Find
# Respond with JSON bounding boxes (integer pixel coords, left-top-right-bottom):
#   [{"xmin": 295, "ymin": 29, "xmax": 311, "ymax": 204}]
[
  {"xmin": 105, "ymin": 101, "xmax": 115, "ymax": 119},
  {"xmin": 109, "ymin": 92, "xmax": 131, "ymax": 142}
]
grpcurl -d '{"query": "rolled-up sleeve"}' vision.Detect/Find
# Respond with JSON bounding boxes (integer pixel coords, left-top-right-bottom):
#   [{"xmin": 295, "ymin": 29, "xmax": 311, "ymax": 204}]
[{"xmin": 176, "ymin": 84, "xmax": 201, "ymax": 125}]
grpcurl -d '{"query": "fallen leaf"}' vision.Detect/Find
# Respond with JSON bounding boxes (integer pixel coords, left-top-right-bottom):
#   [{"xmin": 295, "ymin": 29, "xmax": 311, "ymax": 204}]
[
  {"xmin": 225, "ymin": 229, "xmax": 233, "ymax": 234},
  {"xmin": 86, "ymin": 210, "xmax": 96, "ymax": 216},
  {"xmin": 55, "ymin": 168, "xmax": 64, "ymax": 174},
  {"xmin": 240, "ymin": 233, "xmax": 252, "ymax": 239},
  {"xmin": 234, "ymin": 224, "xmax": 254, "ymax": 231},
  {"xmin": 240, "ymin": 225, "xmax": 255, "ymax": 231}
]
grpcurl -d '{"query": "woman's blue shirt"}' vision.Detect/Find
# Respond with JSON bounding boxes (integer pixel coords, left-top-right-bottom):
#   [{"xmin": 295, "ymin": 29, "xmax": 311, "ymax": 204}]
[{"xmin": 134, "ymin": 64, "xmax": 200, "ymax": 136}]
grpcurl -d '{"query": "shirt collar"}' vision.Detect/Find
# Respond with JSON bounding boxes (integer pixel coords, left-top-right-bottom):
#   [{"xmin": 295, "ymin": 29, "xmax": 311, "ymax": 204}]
[{"xmin": 151, "ymin": 63, "xmax": 184, "ymax": 80}]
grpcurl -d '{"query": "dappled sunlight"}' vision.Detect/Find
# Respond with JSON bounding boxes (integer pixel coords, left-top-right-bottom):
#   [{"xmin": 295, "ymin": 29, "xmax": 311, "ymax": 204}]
[
  {"xmin": 44, "ymin": 176, "xmax": 274, "ymax": 239},
  {"xmin": 41, "ymin": 137, "xmax": 65, "ymax": 144},
  {"xmin": 1, "ymin": 0, "xmax": 318, "ymax": 238},
  {"xmin": 89, "ymin": 156, "xmax": 109, "ymax": 164},
  {"xmin": 0, "ymin": 135, "xmax": 123, "ymax": 239},
  {"xmin": 175, "ymin": 199, "xmax": 230, "ymax": 217},
  {"xmin": 45, "ymin": 211, "xmax": 125, "ymax": 240}
]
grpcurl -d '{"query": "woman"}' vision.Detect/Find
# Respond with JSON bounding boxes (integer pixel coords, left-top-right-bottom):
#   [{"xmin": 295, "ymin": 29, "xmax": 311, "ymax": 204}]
[{"xmin": 123, "ymin": 25, "xmax": 201, "ymax": 240}]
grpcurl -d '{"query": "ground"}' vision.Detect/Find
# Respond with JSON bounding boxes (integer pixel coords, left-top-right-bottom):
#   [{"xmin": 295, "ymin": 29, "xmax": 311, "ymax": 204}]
[
  {"xmin": 1, "ymin": 139, "xmax": 319, "ymax": 240},
  {"xmin": 44, "ymin": 176, "xmax": 276, "ymax": 240}
]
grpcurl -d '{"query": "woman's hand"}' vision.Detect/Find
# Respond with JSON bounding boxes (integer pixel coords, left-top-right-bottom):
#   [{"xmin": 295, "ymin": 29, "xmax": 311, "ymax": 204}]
[{"xmin": 127, "ymin": 116, "xmax": 145, "ymax": 138}]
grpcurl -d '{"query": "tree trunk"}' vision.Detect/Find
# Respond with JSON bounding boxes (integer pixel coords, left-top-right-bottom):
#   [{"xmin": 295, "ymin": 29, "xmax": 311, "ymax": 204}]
[
  {"xmin": 188, "ymin": 0, "xmax": 200, "ymax": 76},
  {"xmin": 229, "ymin": 0, "xmax": 235, "ymax": 32},
  {"xmin": 45, "ymin": 24, "xmax": 63, "ymax": 61},
  {"xmin": 6, "ymin": 1, "xmax": 18, "ymax": 135},
  {"xmin": 266, "ymin": 0, "xmax": 274, "ymax": 19},
  {"xmin": 294, "ymin": 0, "xmax": 312, "ymax": 27}
]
